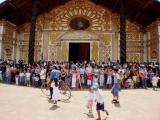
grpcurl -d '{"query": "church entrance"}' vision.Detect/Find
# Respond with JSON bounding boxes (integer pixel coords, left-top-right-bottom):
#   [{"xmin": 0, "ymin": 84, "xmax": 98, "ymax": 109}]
[{"xmin": 69, "ymin": 43, "xmax": 90, "ymax": 63}]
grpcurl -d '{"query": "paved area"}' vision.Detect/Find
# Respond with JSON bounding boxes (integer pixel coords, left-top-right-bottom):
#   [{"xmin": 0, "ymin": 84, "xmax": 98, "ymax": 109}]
[{"xmin": 0, "ymin": 83, "xmax": 160, "ymax": 120}]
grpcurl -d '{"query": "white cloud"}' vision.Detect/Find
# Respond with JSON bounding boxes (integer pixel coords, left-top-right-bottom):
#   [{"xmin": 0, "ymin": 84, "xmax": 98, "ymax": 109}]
[{"xmin": 0, "ymin": 0, "xmax": 6, "ymax": 4}]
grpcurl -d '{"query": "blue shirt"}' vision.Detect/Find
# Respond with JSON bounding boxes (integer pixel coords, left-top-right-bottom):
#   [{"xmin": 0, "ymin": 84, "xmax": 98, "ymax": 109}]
[{"xmin": 50, "ymin": 69, "xmax": 60, "ymax": 79}]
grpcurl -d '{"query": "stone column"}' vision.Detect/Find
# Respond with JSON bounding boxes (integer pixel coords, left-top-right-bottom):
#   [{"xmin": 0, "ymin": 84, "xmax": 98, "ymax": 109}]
[
  {"xmin": 0, "ymin": 37, "xmax": 2, "ymax": 59},
  {"xmin": 42, "ymin": 31, "xmax": 49, "ymax": 60},
  {"xmin": 120, "ymin": 0, "xmax": 126, "ymax": 64},
  {"xmin": 0, "ymin": 25, "xmax": 3, "ymax": 59},
  {"xmin": 143, "ymin": 33, "xmax": 147, "ymax": 62},
  {"xmin": 16, "ymin": 44, "xmax": 20, "ymax": 63},
  {"xmin": 28, "ymin": 0, "xmax": 37, "ymax": 64},
  {"xmin": 158, "ymin": 23, "xmax": 160, "ymax": 63},
  {"xmin": 112, "ymin": 33, "xmax": 119, "ymax": 62}
]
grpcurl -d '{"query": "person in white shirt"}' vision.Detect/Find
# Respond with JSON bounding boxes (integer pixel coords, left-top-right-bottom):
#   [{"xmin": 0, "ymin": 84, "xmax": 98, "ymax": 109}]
[
  {"xmin": 40, "ymin": 66, "xmax": 46, "ymax": 83},
  {"xmin": 152, "ymin": 74, "xmax": 159, "ymax": 91},
  {"xmin": 80, "ymin": 66, "xmax": 85, "ymax": 85},
  {"xmin": 92, "ymin": 83, "xmax": 109, "ymax": 120},
  {"xmin": 25, "ymin": 69, "xmax": 31, "ymax": 86}
]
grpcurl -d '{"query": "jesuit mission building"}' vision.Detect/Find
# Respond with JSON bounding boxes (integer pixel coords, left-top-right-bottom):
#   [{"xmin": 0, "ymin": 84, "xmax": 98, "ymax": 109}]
[{"xmin": 0, "ymin": 0, "xmax": 160, "ymax": 64}]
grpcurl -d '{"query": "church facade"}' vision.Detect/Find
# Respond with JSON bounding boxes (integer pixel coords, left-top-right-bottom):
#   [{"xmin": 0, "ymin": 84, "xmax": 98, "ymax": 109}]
[{"xmin": 0, "ymin": 0, "xmax": 160, "ymax": 63}]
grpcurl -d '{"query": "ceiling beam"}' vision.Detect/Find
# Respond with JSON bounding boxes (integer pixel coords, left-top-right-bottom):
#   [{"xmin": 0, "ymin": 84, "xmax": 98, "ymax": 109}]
[
  {"xmin": 113, "ymin": 0, "xmax": 119, "ymax": 12},
  {"xmin": 37, "ymin": 0, "xmax": 46, "ymax": 13},
  {"xmin": 130, "ymin": 0, "xmax": 152, "ymax": 21},
  {"xmin": 6, "ymin": 0, "xmax": 31, "ymax": 20}
]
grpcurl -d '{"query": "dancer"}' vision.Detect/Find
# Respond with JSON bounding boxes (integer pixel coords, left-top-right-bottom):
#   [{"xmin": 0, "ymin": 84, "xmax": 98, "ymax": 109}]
[
  {"xmin": 51, "ymin": 81, "xmax": 61, "ymax": 104},
  {"xmin": 111, "ymin": 69, "xmax": 121, "ymax": 103},
  {"xmin": 92, "ymin": 83, "xmax": 109, "ymax": 120}
]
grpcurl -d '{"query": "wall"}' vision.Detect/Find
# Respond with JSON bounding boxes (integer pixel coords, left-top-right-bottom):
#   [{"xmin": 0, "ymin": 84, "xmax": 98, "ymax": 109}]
[
  {"xmin": 1, "ymin": 0, "xmax": 156, "ymax": 63},
  {"xmin": 0, "ymin": 20, "xmax": 17, "ymax": 60},
  {"xmin": 146, "ymin": 20, "xmax": 160, "ymax": 62}
]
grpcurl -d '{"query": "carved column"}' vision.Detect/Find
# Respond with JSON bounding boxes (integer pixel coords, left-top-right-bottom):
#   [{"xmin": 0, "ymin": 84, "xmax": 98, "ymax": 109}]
[
  {"xmin": 112, "ymin": 33, "xmax": 118, "ymax": 62},
  {"xmin": 143, "ymin": 33, "xmax": 147, "ymax": 62},
  {"xmin": 42, "ymin": 32, "xmax": 49, "ymax": 60},
  {"xmin": 0, "ymin": 38, "xmax": 2, "ymax": 59},
  {"xmin": 158, "ymin": 23, "xmax": 160, "ymax": 63},
  {"xmin": 0, "ymin": 24, "xmax": 4, "ymax": 59},
  {"xmin": 120, "ymin": 0, "xmax": 126, "ymax": 64},
  {"xmin": 28, "ymin": 0, "xmax": 37, "ymax": 64}
]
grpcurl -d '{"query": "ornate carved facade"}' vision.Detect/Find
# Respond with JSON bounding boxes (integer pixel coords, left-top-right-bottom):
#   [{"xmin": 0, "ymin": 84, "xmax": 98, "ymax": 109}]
[
  {"xmin": 0, "ymin": 0, "xmax": 159, "ymax": 63},
  {"xmin": 147, "ymin": 20, "xmax": 160, "ymax": 62},
  {"xmin": 0, "ymin": 20, "xmax": 17, "ymax": 60}
]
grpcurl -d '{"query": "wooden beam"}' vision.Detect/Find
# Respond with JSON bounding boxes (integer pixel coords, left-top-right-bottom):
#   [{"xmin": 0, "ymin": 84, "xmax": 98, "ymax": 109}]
[
  {"xmin": 113, "ymin": 0, "xmax": 119, "ymax": 12},
  {"xmin": 131, "ymin": 1, "xmax": 152, "ymax": 21},
  {"xmin": 5, "ymin": 0, "xmax": 31, "ymax": 20},
  {"xmin": 37, "ymin": 0, "xmax": 46, "ymax": 12}
]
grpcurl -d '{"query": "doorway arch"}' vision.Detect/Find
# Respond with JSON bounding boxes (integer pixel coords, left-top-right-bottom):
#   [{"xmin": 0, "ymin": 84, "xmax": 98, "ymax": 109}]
[{"xmin": 55, "ymin": 31, "xmax": 102, "ymax": 62}]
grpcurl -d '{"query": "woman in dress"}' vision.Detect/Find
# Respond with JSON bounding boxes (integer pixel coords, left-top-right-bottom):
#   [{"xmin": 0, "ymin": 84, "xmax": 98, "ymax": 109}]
[
  {"xmin": 71, "ymin": 67, "xmax": 77, "ymax": 89},
  {"xmin": 99, "ymin": 67, "xmax": 104, "ymax": 87},
  {"xmin": 106, "ymin": 68, "xmax": 113, "ymax": 89}
]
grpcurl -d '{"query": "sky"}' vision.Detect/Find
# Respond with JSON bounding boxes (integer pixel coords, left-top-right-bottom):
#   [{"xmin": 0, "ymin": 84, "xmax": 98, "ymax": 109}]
[{"xmin": 0, "ymin": 0, "xmax": 6, "ymax": 4}]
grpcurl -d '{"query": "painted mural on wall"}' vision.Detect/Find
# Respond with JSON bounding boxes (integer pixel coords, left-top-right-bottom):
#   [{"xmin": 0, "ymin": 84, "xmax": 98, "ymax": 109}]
[{"xmin": 1, "ymin": 0, "xmax": 149, "ymax": 63}]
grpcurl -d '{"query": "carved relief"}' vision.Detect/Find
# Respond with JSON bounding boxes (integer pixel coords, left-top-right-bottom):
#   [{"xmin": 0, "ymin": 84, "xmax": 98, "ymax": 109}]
[
  {"xmin": 9, "ymin": 0, "xmax": 150, "ymax": 63},
  {"xmin": 127, "ymin": 53, "xmax": 140, "ymax": 62},
  {"xmin": 100, "ymin": 34, "xmax": 112, "ymax": 62},
  {"xmin": 91, "ymin": 41, "xmax": 99, "ymax": 62},
  {"xmin": 149, "ymin": 29, "xmax": 158, "ymax": 60},
  {"xmin": 126, "ymin": 21, "xmax": 144, "ymax": 62},
  {"xmin": 111, "ymin": 13, "xmax": 120, "ymax": 32},
  {"xmin": 61, "ymin": 42, "xmax": 68, "ymax": 61},
  {"xmin": 46, "ymin": 0, "xmax": 111, "ymax": 31}
]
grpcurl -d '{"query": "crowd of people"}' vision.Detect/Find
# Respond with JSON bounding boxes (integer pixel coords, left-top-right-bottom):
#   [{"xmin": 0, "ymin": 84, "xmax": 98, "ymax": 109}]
[
  {"xmin": 1, "ymin": 60, "xmax": 160, "ymax": 119},
  {"xmin": 0, "ymin": 60, "xmax": 160, "ymax": 90}
]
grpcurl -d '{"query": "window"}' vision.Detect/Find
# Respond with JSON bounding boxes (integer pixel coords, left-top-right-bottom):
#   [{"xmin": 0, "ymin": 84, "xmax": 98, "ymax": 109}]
[{"xmin": 69, "ymin": 17, "xmax": 90, "ymax": 30}]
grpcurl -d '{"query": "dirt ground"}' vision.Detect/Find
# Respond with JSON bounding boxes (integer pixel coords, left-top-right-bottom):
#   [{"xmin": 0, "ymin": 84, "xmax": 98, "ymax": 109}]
[{"xmin": 0, "ymin": 83, "xmax": 160, "ymax": 120}]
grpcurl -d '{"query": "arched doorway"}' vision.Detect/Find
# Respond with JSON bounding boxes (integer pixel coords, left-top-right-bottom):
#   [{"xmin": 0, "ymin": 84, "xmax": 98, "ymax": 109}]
[
  {"xmin": 69, "ymin": 42, "xmax": 90, "ymax": 63},
  {"xmin": 55, "ymin": 31, "xmax": 101, "ymax": 62}
]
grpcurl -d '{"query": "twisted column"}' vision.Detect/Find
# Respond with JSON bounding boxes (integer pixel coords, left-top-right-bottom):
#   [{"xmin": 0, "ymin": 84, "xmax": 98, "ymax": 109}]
[
  {"xmin": 28, "ymin": 0, "xmax": 37, "ymax": 64},
  {"xmin": 120, "ymin": 0, "xmax": 126, "ymax": 64}
]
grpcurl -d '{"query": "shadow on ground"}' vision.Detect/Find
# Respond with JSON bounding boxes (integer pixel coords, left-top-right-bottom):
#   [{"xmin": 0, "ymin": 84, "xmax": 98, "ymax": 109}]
[{"xmin": 49, "ymin": 105, "xmax": 60, "ymax": 111}]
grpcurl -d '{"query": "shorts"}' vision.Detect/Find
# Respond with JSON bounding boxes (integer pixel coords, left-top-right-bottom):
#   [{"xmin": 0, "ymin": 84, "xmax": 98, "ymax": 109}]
[
  {"xmin": 87, "ymin": 80, "xmax": 92, "ymax": 86},
  {"xmin": 96, "ymin": 103, "xmax": 104, "ymax": 111}
]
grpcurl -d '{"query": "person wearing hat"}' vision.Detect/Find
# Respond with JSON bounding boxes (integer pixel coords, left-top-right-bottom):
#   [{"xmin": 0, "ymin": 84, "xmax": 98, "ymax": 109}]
[{"xmin": 92, "ymin": 83, "xmax": 109, "ymax": 120}]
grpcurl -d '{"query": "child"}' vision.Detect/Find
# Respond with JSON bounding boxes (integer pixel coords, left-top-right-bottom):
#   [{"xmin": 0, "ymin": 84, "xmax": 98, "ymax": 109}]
[
  {"xmin": 152, "ymin": 74, "xmax": 159, "ymax": 91},
  {"xmin": 33, "ymin": 74, "xmax": 39, "ymax": 87},
  {"xmin": 111, "ymin": 69, "xmax": 121, "ymax": 103},
  {"xmin": 15, "ymin": 73, "xmax": 19, "ymax": 85},
  {"xmin": 132, "ymin": 73, "xmax": 137, "ymax": 88},
  {"xmin": 0, "ymin": 69, "xmax": 2, "ymax": 81},
  {"xmin": 99, "ymin": 68, "xmax": 104, "ymax": 87},
  {"xmin": 93, "ymin": 75, "xmax": 99, "ymax": 85},
  {"xmin": 92, "ymin": 83, "xmax": 109, "ymax": 120},
  {"xmin": 51, "ymin": 81, "xmax": 61, "ymax": 104},
  {"xmin": 25, "ymin": 69, "xmax": 31, "ymax": 87},
  {"xmin": 19, "ymin": 70, "xmax": 25, "ymax": 85},
  {"xmin": 86, "ymin": 87, "xmax": 94, "ymax": 116},
  {"xmin": 128, "ymin": 77, "xmax": 134, "ymax": 88}
]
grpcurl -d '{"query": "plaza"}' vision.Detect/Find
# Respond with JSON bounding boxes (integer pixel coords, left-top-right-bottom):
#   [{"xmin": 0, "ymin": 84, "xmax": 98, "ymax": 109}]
[
  {"xmin": 0, "ymin": 83, "xmax": 160, "ymax": 120},
  {"xmin": 0, "ymin": 0, "xmax": 160, "ymax": 120}
]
